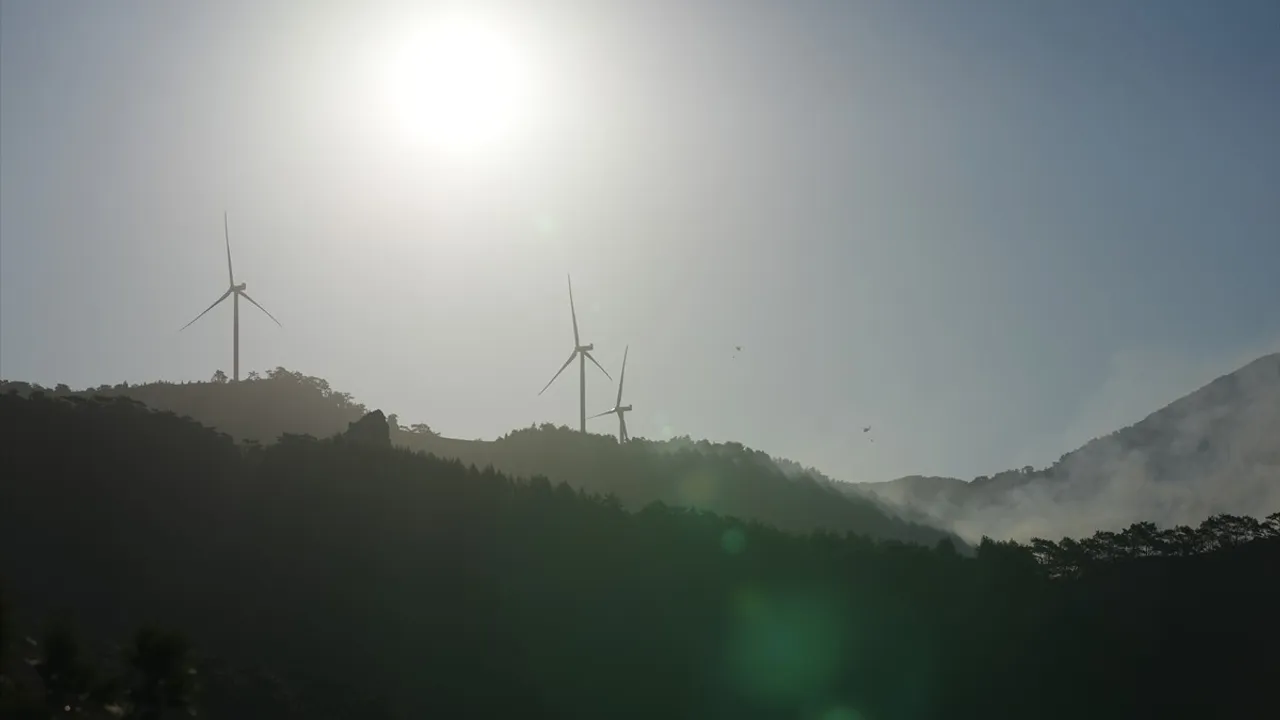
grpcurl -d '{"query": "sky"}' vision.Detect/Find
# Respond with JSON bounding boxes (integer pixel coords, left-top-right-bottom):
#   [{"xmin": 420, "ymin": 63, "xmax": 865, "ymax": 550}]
[{"xmin": 3, "ymin": 0, "xmax": 1278, "ymax": 484}]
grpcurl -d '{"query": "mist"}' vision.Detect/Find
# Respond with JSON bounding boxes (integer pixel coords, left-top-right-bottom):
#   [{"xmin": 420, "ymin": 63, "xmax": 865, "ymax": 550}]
[{"xmin": 859, "ymin": 352, "xmax": 1280, "ymax": 543}]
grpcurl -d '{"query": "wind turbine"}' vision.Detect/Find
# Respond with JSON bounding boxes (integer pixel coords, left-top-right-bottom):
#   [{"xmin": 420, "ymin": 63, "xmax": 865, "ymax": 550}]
[
  {"xmin": 591, "ymin": 345, "xmax": 632, "ymax": 442},
  {"xmin": 539, "ymin": 275, "xmax": 611, "ymax": 432},
  {"xmin": 179, "ymin": 212, "xmax": 281, "ymax": 382}
]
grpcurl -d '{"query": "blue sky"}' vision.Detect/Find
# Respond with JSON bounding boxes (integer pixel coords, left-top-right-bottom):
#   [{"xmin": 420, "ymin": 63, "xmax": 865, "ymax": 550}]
[{"xmin": 2, "ymin": 0, "xmax": 1278, "ymax": 483}]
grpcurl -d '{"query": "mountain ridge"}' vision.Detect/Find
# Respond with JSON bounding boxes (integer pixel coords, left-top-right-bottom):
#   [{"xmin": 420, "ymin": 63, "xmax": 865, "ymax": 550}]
[
  {"xmin": 7, "ymin": 351, "xmax": 1275, "ymax": 545},
  {"xmin": 0, "ymin": 369, "xmax": 962, "ymax": 549},
  {"xmin": 856, "ymin": 353, "xmax": 1280, "ymax": 541}
]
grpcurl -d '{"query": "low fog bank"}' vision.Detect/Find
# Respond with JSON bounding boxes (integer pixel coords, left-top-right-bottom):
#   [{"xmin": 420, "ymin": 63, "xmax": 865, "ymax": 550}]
[{"xmin": 858, "ymin": 353, "xmax": 1280, "ymax": 543}]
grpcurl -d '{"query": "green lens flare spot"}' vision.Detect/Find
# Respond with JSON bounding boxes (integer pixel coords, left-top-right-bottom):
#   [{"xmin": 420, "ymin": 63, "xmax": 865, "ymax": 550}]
[
  {"xmin": 721, "ymin": 527, "xmax": 747, "ymax": 555},
  {"xmin": 820, "ymin": 707, "xmax": 865, "ymax": 720}
]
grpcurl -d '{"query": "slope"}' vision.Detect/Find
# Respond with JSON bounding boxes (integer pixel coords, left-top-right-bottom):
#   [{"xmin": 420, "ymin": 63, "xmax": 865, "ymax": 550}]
[
  {"xmin": 855, "ymin": 353, "xmax": 1280, "ymax": 541},
  {"xmin": 0, "ymin": 368, "xmax": 960, "ymax": 548},
  {"xmin": 2, "ymin": 392, "xmax": 1278, "ymax": 719}
]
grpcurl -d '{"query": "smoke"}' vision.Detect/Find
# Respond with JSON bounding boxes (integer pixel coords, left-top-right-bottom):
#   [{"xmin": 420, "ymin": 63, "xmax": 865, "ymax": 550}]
[{"xmin": 860, "ymin": 344, "xmax": 1280, "ymax": 543}]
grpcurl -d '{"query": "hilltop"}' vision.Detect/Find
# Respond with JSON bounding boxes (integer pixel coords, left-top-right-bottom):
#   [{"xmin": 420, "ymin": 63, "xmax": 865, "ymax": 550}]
[
  {"xmin": 855, "ymin": 353, "xmax": 1280, "ymax": 541},
  {"xmin": 0, "ymin": 368, "xmax": 960, "ymax": 549}
]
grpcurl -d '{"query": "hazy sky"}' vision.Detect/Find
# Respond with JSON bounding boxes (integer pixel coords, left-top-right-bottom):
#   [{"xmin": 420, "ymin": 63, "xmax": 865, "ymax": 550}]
[{"xmin": 3, "ymin": 0, "xmax": 1278, "ymax": 483}]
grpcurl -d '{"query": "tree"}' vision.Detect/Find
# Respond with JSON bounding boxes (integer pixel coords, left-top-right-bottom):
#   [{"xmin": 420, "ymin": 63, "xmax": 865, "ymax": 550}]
[
  {"xmin": 934, "ymin": 536, "xmax": 958, "ymax": 557},
  {"xmin": 409, "ymin": 423, "xmax": 437, "ymax": 436},
  {"xmin": 246, "ymin": 371, "xmax": 260, "ymax": 381},
  {"xmin": 0, "ymin": 582, "xmax": 7, "ymax": 678},
  {"xmin": 211, "ymin": 370, "xmax": 228, "ymax": 384},
  {"xmin": 34, "ymin": 620, "xmax": 94, "ymax": 713},
  {"xmin": 128, "ymin": 629, "xmax": 195, "ymax": 719}
]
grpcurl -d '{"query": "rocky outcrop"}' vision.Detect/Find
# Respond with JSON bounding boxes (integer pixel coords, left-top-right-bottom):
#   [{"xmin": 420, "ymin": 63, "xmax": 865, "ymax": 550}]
[{"xmin": 342, "ymin": 410, "xmax": 390, "ymax": 449}]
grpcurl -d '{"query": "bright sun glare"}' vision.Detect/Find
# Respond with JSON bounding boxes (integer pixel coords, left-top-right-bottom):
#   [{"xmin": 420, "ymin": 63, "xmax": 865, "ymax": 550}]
[{"xmin": 388, "ymin": 16, "xmax": 536, "ymax": 153}]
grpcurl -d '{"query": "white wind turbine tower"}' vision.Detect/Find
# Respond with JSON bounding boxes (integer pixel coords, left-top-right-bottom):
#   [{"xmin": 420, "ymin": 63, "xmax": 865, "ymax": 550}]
[
  {"xmin": 179, "ymin": 212, "xmax": 281, "ymax": 381},
  {"xmin": 591, "ymin": 345, "xmax": 633, "ymax": 442},
  {"xmin": 539, "ymin": 275, "xmax": 611, "ymax": 432}
]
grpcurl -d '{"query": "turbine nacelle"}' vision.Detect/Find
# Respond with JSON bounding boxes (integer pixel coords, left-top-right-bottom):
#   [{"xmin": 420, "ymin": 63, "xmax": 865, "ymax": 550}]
[
  {"xmin": 617, "ymin": 404, "xmax": 632, "ymax": 413},
  {"xmin": 577, "ymin": 343, "xmax": 594, "ymax": 352},
  {"xmin": 233, "ymin": 282, "xmax": 247, "ymax": 292}
]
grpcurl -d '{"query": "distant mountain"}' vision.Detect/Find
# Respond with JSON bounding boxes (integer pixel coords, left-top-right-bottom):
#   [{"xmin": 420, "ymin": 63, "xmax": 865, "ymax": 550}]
[
  {"xmin": 0, "ymin": 368, "xmax": 961, "ymax": 549},
  {"xmin": 854, "ymin": 353, "xmax": 1280, "ymax": 542}
]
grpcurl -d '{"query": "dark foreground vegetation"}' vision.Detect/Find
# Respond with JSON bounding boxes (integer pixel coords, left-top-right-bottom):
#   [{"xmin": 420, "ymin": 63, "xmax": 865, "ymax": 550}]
[{"xmin": 2, "ymin": 391, "xmax": 1278, "ymax": 719}]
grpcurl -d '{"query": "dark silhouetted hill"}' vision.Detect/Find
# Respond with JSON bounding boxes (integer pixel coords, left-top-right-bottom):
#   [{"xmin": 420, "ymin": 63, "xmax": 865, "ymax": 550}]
[
  {"xmin": 1, "ymin": 368, "xmax": 370, "ymax": 443},
  {"xmin": 2, "ymin": 391, "xmax": 1278, "ymax": 719},
  {"xmin": 0, "ymin": 368, "xmax": 959, "ymax": 548},
  {"xmin": 855, "ymin": 353, "xmax": 1280, "ymax": 541}
]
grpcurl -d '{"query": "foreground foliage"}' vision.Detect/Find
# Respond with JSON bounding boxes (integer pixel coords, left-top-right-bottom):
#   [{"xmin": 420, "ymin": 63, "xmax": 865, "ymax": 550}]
[{"xmin": 1, "ymin": 391, "xmax": 1277, "ymax": 719}]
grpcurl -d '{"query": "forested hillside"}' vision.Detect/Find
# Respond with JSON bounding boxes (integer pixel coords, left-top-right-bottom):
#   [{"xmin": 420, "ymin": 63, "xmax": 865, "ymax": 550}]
[
  {"xmin": 2, "ymin": 392, "xmax": 1278, "ymax": 719},
  {"xmin": 0, "ymin": 371, "xmax": 955, "ymax": 547}
]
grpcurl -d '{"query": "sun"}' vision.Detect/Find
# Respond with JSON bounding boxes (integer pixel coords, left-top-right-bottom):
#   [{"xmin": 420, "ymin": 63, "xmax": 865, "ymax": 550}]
[{"xmin": 387, "ymin": 15, "xmax": 537, "ymax": 153}]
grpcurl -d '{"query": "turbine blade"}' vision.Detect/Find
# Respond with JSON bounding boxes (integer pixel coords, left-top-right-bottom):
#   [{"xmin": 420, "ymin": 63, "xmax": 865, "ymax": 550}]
[
  {"xmin": 615, "ymin": 345, "xmax": 628, "ymax": 407},
  {"xmin": 239, "ymin": 291, "xmax": 282, "ymax": 327},
  {"xmin": 538, "ymin": 350, "xmax": 578, "ymax": 396},
  {"xmin": 567, "ymin": 274, "xmax": 580, "ymax": 346},
  {"xmin": 179, "ymin": 289, "xmax": 232, "ymax": 331},
  {"xmin": 589, "ymin": 409, "xmax": 614, "ymax": 419},
  {"xmin": 619, "ymin": 413, "xmax": 628, "ymax": 441},
  {"xmin": 224, "ymin": 211, "xmax": 235, "ymax": 286},
  {"xmin": 584, "ymin": 351, "xmax": 611, "ymax": 380}
]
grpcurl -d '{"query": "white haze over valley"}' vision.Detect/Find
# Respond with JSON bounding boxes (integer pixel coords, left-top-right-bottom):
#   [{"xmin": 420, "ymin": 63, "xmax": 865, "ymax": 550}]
[{"xmin": 857, "ymin": 346, "xmax": 1280, "ymax": 543}]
